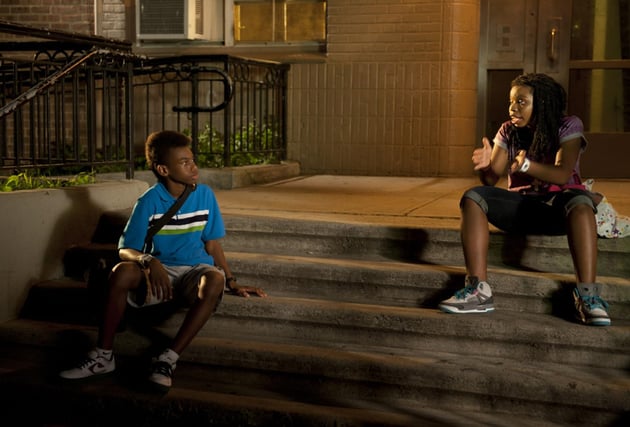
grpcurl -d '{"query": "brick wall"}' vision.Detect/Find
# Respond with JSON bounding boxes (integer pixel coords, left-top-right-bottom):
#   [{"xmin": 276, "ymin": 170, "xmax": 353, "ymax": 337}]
[
  {"xmin": 0, "ymin": 0, "xmax": 94, "ymax": 35},
  {"xmin": 98, "ymin": 0, "xmax": 127, "ymax": 41},
  {"xmin": 287, "ymin": 0, "xmax": 480, "ymax": 176}
]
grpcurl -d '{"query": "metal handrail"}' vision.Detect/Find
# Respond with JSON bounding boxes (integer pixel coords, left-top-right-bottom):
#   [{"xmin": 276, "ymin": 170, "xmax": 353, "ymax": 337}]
[
  {"xmin": 0, "ymin": 49, "xmax": 139, "ymax": 119},
  {"xmin": 172, "ymin": 66, "xmax": 235, "ymax": 114},
  {"xmin": 1, "ymin": 21, "xmax": 288, "ymax": 174},
  {"xmin": 0, "ymin": 19, "xmax": 131, "ymax": 51}
]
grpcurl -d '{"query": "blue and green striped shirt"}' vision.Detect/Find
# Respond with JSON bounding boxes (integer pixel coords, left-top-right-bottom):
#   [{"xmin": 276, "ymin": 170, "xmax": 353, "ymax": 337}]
[{"xmin": 119, "ymin": 182, "xmax": 225, "ymax": 267}]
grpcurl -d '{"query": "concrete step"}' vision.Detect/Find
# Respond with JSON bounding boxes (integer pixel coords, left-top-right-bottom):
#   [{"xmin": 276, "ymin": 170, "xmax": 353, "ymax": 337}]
[
  {"xmin": 222, "ymin": 215, "xmax": 630, "ymax": 279},
  {"xmin": 226, "ymin": 252, "xmax": 630, "ymax": 319},
  {"xmin": 0, "ymin": 344, "xmax": 582, "ymax": 427},
  {"xmin": 63, "ymin": 210, "xmax": 630, "ymax": 280},
  {"xmin": 1, "ymin": 321, "xmax": 628, "ymax": 427},
  {"xmin": 54, "ymin": 245, "xmax": 630, "ymax": 320},
  {"xmin": 8, "ymin": 204, "xmax": 629, "ymax": 426},
  {"xmin": 50, "ymin": 249, "xmax": 630, "ymax": 326},
  {"xmin": 16, "ymin": 283, "xmax": 630, "ymax": 369}
]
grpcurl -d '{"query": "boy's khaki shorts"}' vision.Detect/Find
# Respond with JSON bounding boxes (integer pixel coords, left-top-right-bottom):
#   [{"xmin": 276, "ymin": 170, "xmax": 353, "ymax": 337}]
[{"xmin": 127, "ymin": 263, "xmax": 225, "ymax": 308}]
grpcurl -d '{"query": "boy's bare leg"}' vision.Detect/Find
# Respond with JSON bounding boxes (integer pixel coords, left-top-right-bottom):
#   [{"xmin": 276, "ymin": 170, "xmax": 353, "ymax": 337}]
[
  {"xmin": 170, "ymin": 271, "xmax": 225, "ymax": 355},
  {"xmin": 97, "ymin": 262, "xmax": 143, "ymax": 350}
]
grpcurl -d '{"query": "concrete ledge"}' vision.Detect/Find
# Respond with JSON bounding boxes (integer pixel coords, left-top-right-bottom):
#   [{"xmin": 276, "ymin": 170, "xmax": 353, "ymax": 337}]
[
  {"xmin": 99, "ymin": 161, "xmax": 301, "ymax": 190},
  {"xmin": 203, "ymin": 161, "xmax": 301, "ymax": 189},
  {"xmin": 0, "ymin": 163, "xmax": 299, "ymax": 322},
  {"xmin": 0, "ymin": 179, "xmax": 149, "ymax": 322}
]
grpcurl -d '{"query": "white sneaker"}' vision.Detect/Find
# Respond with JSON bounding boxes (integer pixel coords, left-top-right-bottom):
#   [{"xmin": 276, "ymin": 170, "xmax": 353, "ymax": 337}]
[
  {"xmin": 439, "ymin": 276, "xmax": 495, "ymax": 314},
  {"xmin": 59, "ymin": 349, "xmax": 115, "ymax": 379},
  {"xmin": 148, "ymin": 352, "xmax": 177, "ymax": 392}
]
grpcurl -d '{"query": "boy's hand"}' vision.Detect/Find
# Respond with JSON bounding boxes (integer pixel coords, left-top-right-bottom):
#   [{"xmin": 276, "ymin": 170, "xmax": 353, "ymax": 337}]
[
  {"xmin": 146, "ymin": 259, "xmax": 172, "ymax": 301},
  {"xmin": 230, "ymin": 284, "xmax": 267, "ymax": 298}
]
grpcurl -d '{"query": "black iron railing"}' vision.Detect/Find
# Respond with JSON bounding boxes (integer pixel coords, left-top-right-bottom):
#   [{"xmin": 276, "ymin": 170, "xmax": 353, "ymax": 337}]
[
  {"xmin": 0, "ymin": 20, "xmax": 289, "ymax": 178},
  {"xmin": 0, "ymin": 21, "xmax": 136, "ymax": 177},
  {"xmin": 132, "ymin": 55, "xmax": 289, "ymax": 168}
]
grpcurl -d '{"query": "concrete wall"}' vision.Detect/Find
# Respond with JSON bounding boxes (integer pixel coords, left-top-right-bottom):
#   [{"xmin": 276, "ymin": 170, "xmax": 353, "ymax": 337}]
[{"xmin": 0, "ymin": 180, "xmax": 149, "ymax": 322}]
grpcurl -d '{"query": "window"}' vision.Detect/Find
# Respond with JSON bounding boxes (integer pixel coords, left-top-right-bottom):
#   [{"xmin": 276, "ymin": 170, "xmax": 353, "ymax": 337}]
[
  {"xmin": 233, "ymin": 0, "xmax": 326, "ymax": 44},
  {"xmin": 135, "ymin": 0, "xmax": 327, "ymax": 46}
]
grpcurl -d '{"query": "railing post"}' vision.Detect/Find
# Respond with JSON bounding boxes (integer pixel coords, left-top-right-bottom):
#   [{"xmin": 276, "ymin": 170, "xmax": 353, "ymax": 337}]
[
  {"xmin": 223, "ymin": 57, "xmax": 232, "ymax": 167},
  {"xmin": 86, "ymin": 67, "xmax": 96, "ymax": 163},
  {"xmin": 191, "ymin": 66, "xmax": 199, "ymax": 155},
  {"xmin": 280, "ymin": 67, "xmax": 288, "ymax": 161},
  {"xmin": 125, "ymin": 60, "xmax": 134, "ymax": 179}
]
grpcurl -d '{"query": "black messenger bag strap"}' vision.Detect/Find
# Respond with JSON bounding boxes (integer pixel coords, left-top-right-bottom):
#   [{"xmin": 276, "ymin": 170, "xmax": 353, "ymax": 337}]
[{"xmin": 143, "ymin": 184, "xmax": 194, "ymax": 254}]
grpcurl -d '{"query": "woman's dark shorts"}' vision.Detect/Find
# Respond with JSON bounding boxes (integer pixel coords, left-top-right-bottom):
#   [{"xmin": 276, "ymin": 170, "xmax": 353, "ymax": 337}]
[{"xmin": 461, "ymin": 186, "xmax": 596, "ymax": 235}]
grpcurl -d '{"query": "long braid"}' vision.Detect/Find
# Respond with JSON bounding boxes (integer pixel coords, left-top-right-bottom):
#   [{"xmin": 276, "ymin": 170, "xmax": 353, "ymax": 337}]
[{"xmin": 511, "ymin": 73, "xmax": 566, "ymax": 162}]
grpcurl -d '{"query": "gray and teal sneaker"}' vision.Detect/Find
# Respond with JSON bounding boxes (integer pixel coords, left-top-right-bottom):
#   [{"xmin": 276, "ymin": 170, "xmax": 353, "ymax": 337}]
[
  {"xmin": 573, "ymin": 284, "xmax": 611, "ymax": 326},
  {"xmin": 439, "ymin": 276, "xmax": 494, "ymax": 314}
]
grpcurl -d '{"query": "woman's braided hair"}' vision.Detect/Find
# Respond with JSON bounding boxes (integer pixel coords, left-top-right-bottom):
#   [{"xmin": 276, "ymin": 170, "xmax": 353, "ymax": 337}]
[{"xmin": 510, "ymin": 73, "xmax": 567, "ymax": 162}]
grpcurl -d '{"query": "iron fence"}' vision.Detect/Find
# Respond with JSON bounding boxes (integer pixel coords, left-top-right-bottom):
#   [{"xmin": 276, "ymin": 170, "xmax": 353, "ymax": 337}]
[
  {"xmin": 0, "ymin": 20, "xmax": 136, "ymax": 177},
  {"xmin": 0, "ymin": 20, "xmax": 289, "ymax": 178},
  {"xmin": 132, "ymin": 55, "xmax": 289, "ymax": 168}
]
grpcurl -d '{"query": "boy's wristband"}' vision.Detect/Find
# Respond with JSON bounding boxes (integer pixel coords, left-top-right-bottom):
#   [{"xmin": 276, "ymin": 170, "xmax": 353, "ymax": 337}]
[{"xmin": 137, "ymin": 253, "xmax": 154, "ymax": 269}]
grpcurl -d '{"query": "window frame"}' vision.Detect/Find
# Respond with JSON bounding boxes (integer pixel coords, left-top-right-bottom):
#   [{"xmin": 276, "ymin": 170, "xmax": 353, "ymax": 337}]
[{"xmin": 134, "ymin": 0, "xmax": 326, "ymax": 48}]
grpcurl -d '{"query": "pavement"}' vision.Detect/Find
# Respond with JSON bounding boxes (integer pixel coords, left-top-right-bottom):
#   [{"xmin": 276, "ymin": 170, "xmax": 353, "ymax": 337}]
[{"xmin": 214, "ymin": 174, "xmax": 630, "ymax": 231}]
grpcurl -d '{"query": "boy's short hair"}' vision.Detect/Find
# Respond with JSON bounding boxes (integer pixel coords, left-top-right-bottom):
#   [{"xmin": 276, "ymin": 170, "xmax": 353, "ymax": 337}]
[{"xmin": 145, "ymin": 130, "xmax": 191, "ymax": 179}]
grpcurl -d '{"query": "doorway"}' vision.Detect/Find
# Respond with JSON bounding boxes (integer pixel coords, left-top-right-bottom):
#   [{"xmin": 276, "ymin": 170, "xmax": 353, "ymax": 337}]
[{"xmin": 478, "ymin": 0, "xmax": 630, "ymax": 178}]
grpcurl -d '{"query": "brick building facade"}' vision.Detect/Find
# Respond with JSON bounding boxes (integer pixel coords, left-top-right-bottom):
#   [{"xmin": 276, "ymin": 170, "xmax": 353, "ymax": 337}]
[
  {"xmin": 291, "ymin": 0, "xmax": 479, "ymax": 177},
  {"xmin": 0, "ymin": 0, "xmax": 480, "ymax": 177}
]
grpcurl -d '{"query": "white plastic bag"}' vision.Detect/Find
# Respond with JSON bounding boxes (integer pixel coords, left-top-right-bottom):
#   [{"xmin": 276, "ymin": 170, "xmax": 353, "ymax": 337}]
[{"xmin": 584, "ymin": 179, "xmax": 630, "ymax": 238}]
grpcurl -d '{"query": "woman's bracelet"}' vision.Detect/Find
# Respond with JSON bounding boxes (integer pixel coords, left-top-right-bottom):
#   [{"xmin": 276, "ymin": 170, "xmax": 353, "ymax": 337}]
[{"xmin": 519, "ymin": 157, "xmax": 531, "ymax": 173}]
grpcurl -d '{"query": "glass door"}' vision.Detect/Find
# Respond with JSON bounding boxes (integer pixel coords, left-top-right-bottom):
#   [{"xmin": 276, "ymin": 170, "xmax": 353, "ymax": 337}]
[
  {"xmin": 568, "ymin": 0, "xmax": 630, "ymax": 178},
  {"xmin": 478, "ymin": 0, "xmax": 630, "ymax": 178}
]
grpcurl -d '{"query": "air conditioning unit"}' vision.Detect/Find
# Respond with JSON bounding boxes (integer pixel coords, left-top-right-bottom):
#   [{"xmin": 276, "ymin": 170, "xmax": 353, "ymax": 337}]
[{"xmin": 136, "ymin": 0, "xmax": 206, "ymax": 40}]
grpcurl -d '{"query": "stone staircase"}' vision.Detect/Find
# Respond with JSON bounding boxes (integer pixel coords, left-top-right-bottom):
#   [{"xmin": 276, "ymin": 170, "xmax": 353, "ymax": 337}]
[{"xmin": 1, "ymin": 207, "xmax": 629, "ymax": 427}]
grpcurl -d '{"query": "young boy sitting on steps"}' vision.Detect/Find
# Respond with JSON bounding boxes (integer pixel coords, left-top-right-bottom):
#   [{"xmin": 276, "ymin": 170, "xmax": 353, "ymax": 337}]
[{"xmin": 60, "ymin": 130, "xmax": 267, "ymax": 391}]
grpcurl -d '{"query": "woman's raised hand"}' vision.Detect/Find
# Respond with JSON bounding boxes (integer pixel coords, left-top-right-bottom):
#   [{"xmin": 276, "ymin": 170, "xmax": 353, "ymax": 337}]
[{"xmin": 472, "ymin": 137, "xmax": 492, "ymax": 171}]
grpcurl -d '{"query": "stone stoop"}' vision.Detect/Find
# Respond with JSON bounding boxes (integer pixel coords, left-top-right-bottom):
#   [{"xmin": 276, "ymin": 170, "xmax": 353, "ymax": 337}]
[
  {"xmin": 1, "ymin": 339, "xmax": 594, "ymax": 427},
  {"xmin": 1, "ymin": 209, "xmax": 629, "ymax": 426},
  {"xmin": 0, "ymin": 314, "xmax": 628, "ymax": 426},
  {"xmin": 221, "ymin": 214, "xmax": 630, "ymax": 279}
]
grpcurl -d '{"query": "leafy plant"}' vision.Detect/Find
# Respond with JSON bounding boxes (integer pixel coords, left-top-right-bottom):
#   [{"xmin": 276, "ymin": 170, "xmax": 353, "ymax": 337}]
[
  {"xmin": 0, "ymin": 170, "xmax": 96, "ymax": 192},
  {"xmin": 185, "ymin": 123, "xmax": 225, "ymax": 168},
  {"xmin": 185, "ymin": 121, "xmax": 283, "ymax": 168},
  {"xmin": 1, "ymin": 120, "xmax": 283, "ymax": 191}
]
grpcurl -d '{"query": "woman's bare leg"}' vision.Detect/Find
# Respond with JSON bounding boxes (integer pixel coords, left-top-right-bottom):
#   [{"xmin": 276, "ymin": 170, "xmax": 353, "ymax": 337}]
[
  {"xmin": 461, "ymin": 198, "xmax": 490, "ymax": 282},
  {"xmin": 566, "ymin": 204, "xmax": 597, "ymax": 284}
]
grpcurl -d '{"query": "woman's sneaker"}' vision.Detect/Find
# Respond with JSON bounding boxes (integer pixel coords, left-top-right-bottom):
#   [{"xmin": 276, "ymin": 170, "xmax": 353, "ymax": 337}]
[
  {"xmin": 148, "ymin": 351, "xmax": 177, "ymax": 392},
  {"xmin": 439, "ymin": 276, "xmax": 494, "ymax": 314},
  {"xmin": 573, "ymin": 284, "xmax": 611, "ymax": 326},
  {"xmin": 59, "ymin": 349, "xmax": 115, "ymax": 379}
]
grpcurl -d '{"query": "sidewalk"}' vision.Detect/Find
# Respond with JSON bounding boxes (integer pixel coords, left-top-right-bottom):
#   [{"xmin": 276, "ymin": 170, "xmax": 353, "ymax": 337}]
[{"xmin": 215, "ymin": 175, "xmax": 630, "ymax": 230}]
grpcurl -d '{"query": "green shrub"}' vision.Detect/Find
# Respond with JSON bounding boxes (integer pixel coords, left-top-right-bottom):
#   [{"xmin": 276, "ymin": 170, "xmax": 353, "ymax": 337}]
[
  {"xmin": 185, "ymin": 121, "xmax": 282, "ymax": 168},
  {"xmin": 0, "ymin": 171, "xmax": 96, "ymax": 192}
]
